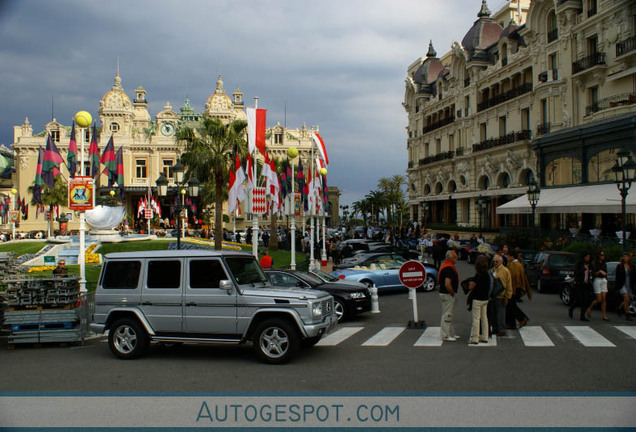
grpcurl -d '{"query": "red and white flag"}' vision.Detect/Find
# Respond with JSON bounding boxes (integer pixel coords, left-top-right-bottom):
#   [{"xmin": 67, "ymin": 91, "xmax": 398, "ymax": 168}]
[
  {"xmin": 246, "ymin": 153, "xmax": 254, "ymax": 190},
  {"xmin": 228, "ymin": 153, "xmax": 246, "ymax": 215},
  {"xmin": 246, "ymin": 107, "xmax": 267, "ymax": 156},
  {"xmin": 312, "ymin": 133, "xmax": 329, "ymax": 166}
]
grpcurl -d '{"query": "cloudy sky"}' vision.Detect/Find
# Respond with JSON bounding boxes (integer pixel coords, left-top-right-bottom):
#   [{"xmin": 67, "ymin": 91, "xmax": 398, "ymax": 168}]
[{"xmin": 0, "ymin": 0, "xmax": 512, "ymax": 206}]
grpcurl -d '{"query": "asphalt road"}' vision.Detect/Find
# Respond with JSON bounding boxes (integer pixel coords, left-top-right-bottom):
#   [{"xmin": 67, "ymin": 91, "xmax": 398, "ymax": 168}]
[{"xmin": 1, "ymin": 259, "xmax": 635, "ymax": 394}]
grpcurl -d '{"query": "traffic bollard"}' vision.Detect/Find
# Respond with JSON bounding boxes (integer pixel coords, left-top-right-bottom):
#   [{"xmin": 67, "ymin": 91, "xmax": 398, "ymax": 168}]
[{"xmin": 370, "ymin": 285, "xmax": 380, "ymax": 313}]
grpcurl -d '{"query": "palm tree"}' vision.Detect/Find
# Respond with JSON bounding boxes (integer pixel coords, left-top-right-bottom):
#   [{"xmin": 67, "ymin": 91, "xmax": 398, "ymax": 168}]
[
  {"xmin": 364, "ymin": 190, "xmax": 385, "ymax": 225},
  {"xmin": 28, "ymin": 176, "xmax": 68, "ymax": 238},
  {"xmin": 178, "ymin": 117, "xmax": 248, "ymax": 250}
]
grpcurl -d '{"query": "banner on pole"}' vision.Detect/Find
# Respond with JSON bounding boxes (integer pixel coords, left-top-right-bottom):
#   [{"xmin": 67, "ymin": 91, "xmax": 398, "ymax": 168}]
[
  {"xmin": 294, "ymin": 192, "xmax": 301, "ymax": 216},
  {"xmin": 252, "ymin": 187, "xmax": 267, "ymax": 215},
  {"xmin": 144, "ymin": 209, "xmax": 152, "ymax": 219},
  {"xmin": 68, "ymin": 176, "xmax": 94, "ymax": 211}
]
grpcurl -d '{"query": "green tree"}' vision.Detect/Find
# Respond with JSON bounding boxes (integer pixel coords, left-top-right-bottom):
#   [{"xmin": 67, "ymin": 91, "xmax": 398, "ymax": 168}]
[
  {"xmin": 364, "ymin": 190, "xmax": 385, "ymax": 225},
  {"xmin": 177, "ymin": 118, "xmax": 248, "ymax": 250}
]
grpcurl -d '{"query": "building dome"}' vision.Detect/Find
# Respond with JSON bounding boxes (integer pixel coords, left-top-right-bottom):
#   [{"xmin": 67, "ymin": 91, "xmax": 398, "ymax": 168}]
[
  {"xmin": 461, "ymin": 0, "xmax": 503, "ymax": 61},
  {"xmin": 413, "ymin": 41, "xmax": 445, "ymax": 86},
  {"xmin": 204, "ymin": 74, "xmax": 234, "ymax": 116},
  {"xmin": 99, "ymin": 71, "xmax": 133, "ymax": 112}
]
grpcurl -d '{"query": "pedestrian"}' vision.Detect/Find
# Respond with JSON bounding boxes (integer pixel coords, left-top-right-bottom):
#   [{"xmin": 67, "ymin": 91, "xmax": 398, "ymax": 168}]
[
  {"xmin": 53, "ymin": 259, "xmax": 67, "ymax": 277},
  {"xmin": 491, "ymin": 254, "xmax": 513, "ymax": 337},
  {"xmin": 432, "ymin": 240, "xmax": 445, "ymax": 269},
  {"xmin": 615, "ymin": 252, "xmax": 634, "ymax": 321},
  {"xmin": 569, "ymin": 252, "xmax": 593, "ymax": 322},
  {"xmin": 467, "ymin": 255, "xmax": 491, "ymax": 344},
  {"xmin": 505, "ymin": 250, "xmax": 531, "ymax": 329},
  {"xmin": 259, "ymin": 251, "xmax": 273, "ymax": 269},
  {"xmin": 438, "ymin": 250, "xmax": 460, "ymax": 342},
  {"xmin": 587, "ymin": 251, "xmax": 609, "ymax": 321}
]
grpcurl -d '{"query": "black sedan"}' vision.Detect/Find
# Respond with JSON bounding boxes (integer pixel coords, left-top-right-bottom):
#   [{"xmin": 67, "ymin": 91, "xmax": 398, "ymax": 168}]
[{"xmin": 265, "ymin": 269, "xmax": 372, "ymax": 322}]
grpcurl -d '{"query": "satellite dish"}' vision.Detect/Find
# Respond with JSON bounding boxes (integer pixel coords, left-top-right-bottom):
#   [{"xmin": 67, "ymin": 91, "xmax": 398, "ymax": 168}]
[{"xmin": 85, "ymin": 206, "xmax": 126, "ymax": 230}]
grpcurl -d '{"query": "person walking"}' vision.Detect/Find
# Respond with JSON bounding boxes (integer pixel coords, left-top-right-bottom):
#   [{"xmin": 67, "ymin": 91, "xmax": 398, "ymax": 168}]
[
  {"xmin": 569, "ymin": 252, "xmax": 593, "ymax": 322},
  {"xmin": 505, "ymin": 250, "xmax": 531, "ymax": 329},
  {"xmin": 438, "ymin": 250, "xmax": 460, "ymax": 342},
  {"xmin": 615, "ymin": 252, "xmax": 634, "ymax": 321},
  {"xmin": 587, "ymin": 251, "xmax": 609, "ymax": 321},
  {"xmin": 467, "ymin": 255, "xmax": 491, "ymax": 344},
  {"xmin": 491, "ymin": 254, "xmax": 513, "ymax": 337}
]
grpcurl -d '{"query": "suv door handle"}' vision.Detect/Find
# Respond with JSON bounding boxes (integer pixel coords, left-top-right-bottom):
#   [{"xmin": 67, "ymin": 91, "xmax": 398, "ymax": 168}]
[
  {"xmin": 186, "ymin": 302, "xmax": 197, "ymax": 306},
  {"xmin": 141, "ymin": 301, "xmax": 152, "ymax": 305}
]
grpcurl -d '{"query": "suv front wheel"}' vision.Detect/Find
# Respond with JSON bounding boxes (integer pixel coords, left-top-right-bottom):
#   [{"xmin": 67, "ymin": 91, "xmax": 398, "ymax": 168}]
[
  {"xmin": 108, "ymin": 318, "xmax": 149, "ymax": 360},
  {"xmin": 253, "ymin": 318, "xmax": 300, "ymax": 364}
]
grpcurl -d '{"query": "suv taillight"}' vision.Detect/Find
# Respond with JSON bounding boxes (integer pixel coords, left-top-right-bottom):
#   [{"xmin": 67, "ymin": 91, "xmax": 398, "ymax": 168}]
[{"xmin": 542, "ymin": 268, "xmax": 551, "ymax": 276}]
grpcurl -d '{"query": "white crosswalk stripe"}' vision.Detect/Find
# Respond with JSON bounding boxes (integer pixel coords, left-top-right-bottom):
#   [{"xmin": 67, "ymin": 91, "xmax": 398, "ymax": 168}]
[
  {"xmin": 565, "ymin": 326, "xmax": 616, "ymax": 347},
  {"xmin": 362, "ymin": 327, "xmax": 405, "ymax": 346},
  {"xmin": 519, "ymin": 326, "xmax": 555, "ymax": 347},
  {"xmin": 414, "ymin": 327, "xmax": 442, "ymax": 346},
  {"xmin": 316, "ymin": 326, "xmax": 364, "ymax": 346},
  {"xmin": 615, "ymin": 326, "xmax": 636, "ymax": 340}
]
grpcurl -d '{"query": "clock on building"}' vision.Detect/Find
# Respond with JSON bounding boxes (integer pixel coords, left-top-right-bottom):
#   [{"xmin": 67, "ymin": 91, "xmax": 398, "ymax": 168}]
[{"xmin": 161, "ymin": 122, "xmax": 175, "ymax": 136}]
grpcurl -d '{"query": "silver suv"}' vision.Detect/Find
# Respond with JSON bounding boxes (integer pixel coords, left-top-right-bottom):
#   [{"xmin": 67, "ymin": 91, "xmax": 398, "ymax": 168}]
[{"xmin": 90, "ymin": 250, "xmax": 336, "ymax": 364}]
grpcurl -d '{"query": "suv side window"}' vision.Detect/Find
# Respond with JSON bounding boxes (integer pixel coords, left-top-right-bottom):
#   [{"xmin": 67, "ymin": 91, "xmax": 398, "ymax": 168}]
[
  {"xmin": 269, "ymin": 272, "xmax": 304, "ymax": 288},
  {"xmin": 190, "ymin": 259, "xmax": 228, "ymax": 288},
  {"xmin": 102, "ymin": 261, "xmax": 141, "ymax": 289},
  {"xmin": 147, "ymin": 260, "xmax": 181, "ymax": 288}
]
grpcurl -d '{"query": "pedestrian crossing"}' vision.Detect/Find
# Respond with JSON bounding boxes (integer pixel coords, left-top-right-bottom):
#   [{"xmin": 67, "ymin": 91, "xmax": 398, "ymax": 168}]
[{"xmin": 316, "ymin": 324, "xmax": 636, "ymax": 348}]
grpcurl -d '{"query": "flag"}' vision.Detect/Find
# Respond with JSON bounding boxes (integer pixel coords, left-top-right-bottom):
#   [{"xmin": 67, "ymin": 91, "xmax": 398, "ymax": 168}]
[
  {"xmin": 313, "ymin": 133, "xmax": 329, "ymax": 166},
  {"xmin": 137, "ymin": 197, "xmax": 146, "ymax": 217},
  {"xmin": 246, "ymin": 107, "xmax": 267, "ymax": 156},
  {"xmin": 100, "ymin": 135, "xmax": 117, "ymax": 185},
  {"xmin": 114, "ymin": 146, "xmax": 125, "ymax": 199},
  {"xmin": 228, "ymin": 153, "xmax": 246, "ymax": 215},
  {"xmin": 67, "ymin": 122, "xmax": 78, "ymax": 178},
  {"xmin": 32, "ymin": 147, "xmax": 44, "ymax": 205},
  {"xmin": 297, "ymin": 158, "xmax": 307, "ymax": 211},
  {"xmin": 20, "ymin": 197, "xmax": 27, "ymax": 220},
  {"xmin": 89, "ymin": 123, "xmax": 99, "ymax": 178},
  {"xmin": 42, "ymin": 134, "xmax": 64, "ymax": 188},
  {"xmin": 246, "ymin": 153, "xmax": 254, "ymax": 190}
]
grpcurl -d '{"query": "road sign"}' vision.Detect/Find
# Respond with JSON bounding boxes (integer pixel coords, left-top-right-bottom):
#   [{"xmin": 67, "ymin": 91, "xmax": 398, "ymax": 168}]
[{"xmin": 399, "ymin": 260, "xmax": 427, "ymax": 289}]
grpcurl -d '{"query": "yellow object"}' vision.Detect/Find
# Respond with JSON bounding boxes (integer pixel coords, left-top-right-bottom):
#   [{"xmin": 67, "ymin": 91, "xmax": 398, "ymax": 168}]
[
  {"xmin": 75, "ymin": 111, "xmax": 92, "ymax": 127},
  {"xmin": 320, "ymin": 167, "xmax": 327, "ymax": 176},
  {"xmin": 287, "ymin": 147, "xmax": 299, "ymax": 159}
]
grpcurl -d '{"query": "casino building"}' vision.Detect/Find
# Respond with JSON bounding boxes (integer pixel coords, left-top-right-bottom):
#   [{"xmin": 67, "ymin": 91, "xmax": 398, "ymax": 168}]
[{"xmin": 7, "ymin": 71, "xmax": 339, "ymax": 234}]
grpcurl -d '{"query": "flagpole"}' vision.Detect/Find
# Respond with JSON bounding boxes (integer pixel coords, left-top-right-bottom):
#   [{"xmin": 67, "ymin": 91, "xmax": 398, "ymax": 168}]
[
  {"xmin": 252, "ymin": 97, "xmax": 259, "ymax": 259},
  {"xmin": 321, "ymin": 175, "xmax": 327, "ymax": 267},
  {"xmin": 309, "ymin": 143, "xmax": 316, "ymax": 270},
  {"xmin": 77, "ymin": 120, "xmax": 87, "ymax": 293},
  {"xmin": 288, "ymin": 147, "xmax": 298, "ymax": 270}
]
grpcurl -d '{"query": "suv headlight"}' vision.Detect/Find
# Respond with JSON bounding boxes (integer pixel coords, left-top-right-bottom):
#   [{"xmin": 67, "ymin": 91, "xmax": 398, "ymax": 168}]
[{"xmin": 312, "ymin": 302, "xmax": 323, "ymax": 319}]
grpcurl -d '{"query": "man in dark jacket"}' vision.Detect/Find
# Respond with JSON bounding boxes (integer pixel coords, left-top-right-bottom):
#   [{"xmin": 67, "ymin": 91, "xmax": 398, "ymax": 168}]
[{"xmin": 569, "ymin": 252, "xmax": 592, "ymax": 321}]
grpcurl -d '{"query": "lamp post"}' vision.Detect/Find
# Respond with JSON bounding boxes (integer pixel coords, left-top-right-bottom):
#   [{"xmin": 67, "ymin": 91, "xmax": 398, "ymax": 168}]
[
  {"xmin": 612, "ymin": 149, "xmax": 636, "ymax": 252},
  {"xmin": 526, "ymin": 179, "xmax": 541, "ymax": 229},
  {"xmin": 422, "ymin": 202, "xmax": 429, "ymax": 228},
  {"xmin": 156, "ymin": 161, "xmax": 199, "ymax": 250},
  {"xmin": 10, "ymin": 188, "xmax": 17, "ymax": 240}
]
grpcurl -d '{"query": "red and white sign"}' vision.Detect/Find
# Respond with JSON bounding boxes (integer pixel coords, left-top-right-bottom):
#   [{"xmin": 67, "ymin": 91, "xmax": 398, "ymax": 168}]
[
  {"xmin": 144, "ymin": 209, "xmax": 152, "ymax": 219},
  {"xmin": 252, "ymin": 187, "xmax": 267, "ymax": 214},
  {"xmin": 399, "ymin": 260, "xmax": 427, "ymax": 289}
]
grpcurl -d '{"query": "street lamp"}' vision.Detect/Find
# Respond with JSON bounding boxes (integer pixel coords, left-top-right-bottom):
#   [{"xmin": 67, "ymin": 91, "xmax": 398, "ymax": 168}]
[
  {"xmin": 612, "ymin": 149, "xmax": 636, "ymax": 252},
  {"xmin": 422, "ymin": 202, "xmax": 429, "ymax": 228},
  {"xmin": 156, "ymin": 161, "xmax": 199, "ymax": 250},
  {"xmin": 526, "ymin": 179, "xmax": 540, "ymax": 229}
]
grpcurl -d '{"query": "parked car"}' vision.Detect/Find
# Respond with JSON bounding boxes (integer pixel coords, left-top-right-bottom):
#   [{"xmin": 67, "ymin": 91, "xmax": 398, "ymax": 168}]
[
  {"xmin": 308, "ymin": 268, "xmax": 368, "ymax": 288},
  {"xmin": 559, "ymin": 262, "xmax": 636, "ymax": 315},
  {"xmin": 336, "ymin": 252, "xmax": 409, "ymax": 270},
  {"xmin": 363, "ymin": 244, "xmax": 420, "ymax": 260},
  {"xmin": 331, "ymin": 259, "xmax": 439, "ymax": 292},
  {"xmin": 265, "ymin": 269, "xmax": 371, "ymax": 322},
  {"xmin": 526, "ymin": 251, "xmax": 578, "ymax": 293}
]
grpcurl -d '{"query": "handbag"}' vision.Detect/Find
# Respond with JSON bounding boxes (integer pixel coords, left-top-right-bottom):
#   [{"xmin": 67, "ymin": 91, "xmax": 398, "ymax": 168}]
[{"xmin": 489, "ymin": 273, "xmax": 505, "ymax": 299}]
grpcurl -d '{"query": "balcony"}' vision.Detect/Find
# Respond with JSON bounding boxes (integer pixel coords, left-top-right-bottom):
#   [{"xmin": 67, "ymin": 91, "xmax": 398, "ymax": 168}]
[
  {"xmin": 471, "ymin": 130, "xmax": 531, "ymax": 153},
  {"xmin": 585, "ymin": 93, "xmax": 636, "ymax": 116},
  {"xmin": 547, "ymin": 28, "xmax": 558, "ymax": 43},
  {"xmin": 537, "ymin": 123, "xmax": 551, "ymax": 136},
  {"xmin": 419, "ymin": 151, "xmax": 454, "ymax": 166},
  {"xmin": 572, "ymin": 52, "xmax": 605, "ymax": 74},
  {"xmin": 455, "ymin": 147, "xmax": 464, "ymax": 157},
  {"xmin": 616, "ymin": 35, "xmax": 636, "ymax": 57},
  {"xmin": 477, "ymin": 83, "xmax": 533, "ymax": 112},
  {"xmin": 422, "ymin": 116, "xmax": 455, "ymax": 133}
]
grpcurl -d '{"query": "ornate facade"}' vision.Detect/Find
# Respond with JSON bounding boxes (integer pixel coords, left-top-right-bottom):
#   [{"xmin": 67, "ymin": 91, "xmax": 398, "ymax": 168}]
[
  {"xmin": 9, "ymin": 71, "xmax": 337, "ymax": 233},
  {"xmin": 404, "ymin": 0, "xmax": 636, "ymax": 232}
]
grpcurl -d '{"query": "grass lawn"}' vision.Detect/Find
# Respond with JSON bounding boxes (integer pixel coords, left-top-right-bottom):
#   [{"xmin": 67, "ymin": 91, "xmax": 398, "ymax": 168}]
[{"xmin": 0, "ymin": 242, "xmax": 47, "ymax": 256}]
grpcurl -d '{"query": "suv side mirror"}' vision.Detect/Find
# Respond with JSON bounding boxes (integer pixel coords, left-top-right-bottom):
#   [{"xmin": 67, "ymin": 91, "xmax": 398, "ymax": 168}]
[{"xmin": 219, "ymin": 279, "xmax": 233, "ymax": 294}]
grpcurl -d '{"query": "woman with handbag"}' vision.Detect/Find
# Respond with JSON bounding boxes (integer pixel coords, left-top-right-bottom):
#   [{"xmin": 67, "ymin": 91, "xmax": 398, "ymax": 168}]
[
  {"xmin": 615, "ymin": 252, "xmax": 634, "ymax": 321},
  {"xmin": 467, "ymin": 255, "xmax": 491, "ymax": 344}
]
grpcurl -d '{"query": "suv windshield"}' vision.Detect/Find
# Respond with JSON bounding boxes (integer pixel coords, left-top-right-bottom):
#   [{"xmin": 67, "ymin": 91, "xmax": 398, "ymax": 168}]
[
  {"xmin": 551, "ymin": 254, "xmax": 578, "ymax": 267},
  {"xmin": 225, "ymin": 256, "xmax": 269, "ymax": 286}
]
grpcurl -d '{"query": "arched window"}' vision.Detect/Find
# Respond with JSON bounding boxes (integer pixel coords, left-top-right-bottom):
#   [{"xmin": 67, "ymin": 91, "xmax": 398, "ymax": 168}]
[
  {"xmin": 546, "ymin": 157, "xmax": 582, "ymax": 186},
  {"xmin": 547, "ymin": 11, "xmax": 558, "ymax": 43}
]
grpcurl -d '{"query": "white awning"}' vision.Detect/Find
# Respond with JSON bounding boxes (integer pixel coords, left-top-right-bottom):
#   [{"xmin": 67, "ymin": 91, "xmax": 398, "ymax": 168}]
[
  {"xmin": 453, "ymin": 187, "xmax": 527, "ymax": 200},
  {"xmin": 496, "ymin": 183, "xmax": 636, "ymax": 214}
]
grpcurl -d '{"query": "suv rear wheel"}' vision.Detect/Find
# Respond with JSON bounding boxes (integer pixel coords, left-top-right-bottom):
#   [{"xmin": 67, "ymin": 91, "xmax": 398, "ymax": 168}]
[
  {"xmin": 108, "ymin": 318, "xmax": 149, "ymax": 360},
  {"xmin": 253, "ymin": 318, "xmax": 299, "ymax": 364}
]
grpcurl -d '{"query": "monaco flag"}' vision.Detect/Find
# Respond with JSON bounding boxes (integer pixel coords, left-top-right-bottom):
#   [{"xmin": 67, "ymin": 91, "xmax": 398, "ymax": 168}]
[
  {"xmin": 313, "ymin": 133, "xmax": 329, "ymax": 166},
  {"xmin": 246, "ymin": 107, "xmax": 266, "ymax": 156},
  {"xmin": 228, "ymin": 153, "xmax": 246, "ymax": 215}
]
